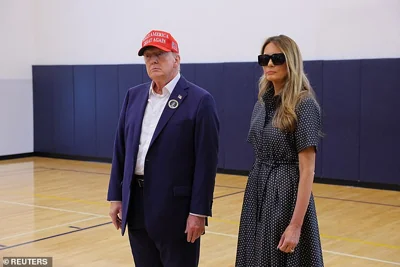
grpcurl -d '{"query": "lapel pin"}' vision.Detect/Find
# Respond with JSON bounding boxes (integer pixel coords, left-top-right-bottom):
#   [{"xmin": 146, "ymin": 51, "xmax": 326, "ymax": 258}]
[
  {"xmin": 168, "ymin": 99, "xmax": 179, "ymax": 109},
  {"xmin": 178, "ymin": 95, "xmax": 182, "ymax": 99}
]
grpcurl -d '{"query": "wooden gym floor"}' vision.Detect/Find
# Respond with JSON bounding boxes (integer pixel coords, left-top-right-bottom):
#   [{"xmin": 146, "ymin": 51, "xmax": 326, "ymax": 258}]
[{"xmin": 0, "ymin": 157, "xmax": 399, "ymax": 266}]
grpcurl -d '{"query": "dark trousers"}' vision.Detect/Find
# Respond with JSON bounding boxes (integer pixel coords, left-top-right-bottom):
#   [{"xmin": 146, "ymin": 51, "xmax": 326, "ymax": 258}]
[{"xmin": 127, "ymin": 177, "xmax": 200, "ymax": 267}]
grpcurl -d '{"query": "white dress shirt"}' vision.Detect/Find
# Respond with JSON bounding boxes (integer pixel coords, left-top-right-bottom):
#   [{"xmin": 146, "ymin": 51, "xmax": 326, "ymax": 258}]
[
  {"xmin": 133, "ymin": 72, "xmax": 206, "ymax": 218},
  {"xmin": 134, "ymin": 72, "xmax": 181, "ymax": 175}
]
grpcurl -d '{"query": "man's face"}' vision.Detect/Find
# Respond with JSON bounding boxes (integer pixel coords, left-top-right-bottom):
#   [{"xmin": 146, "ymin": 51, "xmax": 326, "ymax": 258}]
[{"xmin": 143, "ymin": 47, "xmax": 180, "ymax": 82}]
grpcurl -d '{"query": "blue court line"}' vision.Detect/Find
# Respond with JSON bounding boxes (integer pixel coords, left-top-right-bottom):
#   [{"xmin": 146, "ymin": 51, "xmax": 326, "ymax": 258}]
[
  {"xmin": 0, "ymin": 244, "xmax": 6, "ymax": 248},
  {"xmin": 0, "ymin": 221, "xmax": 112, "ymax": 251},
  {"xmin": 68, "ymin": 226, "xmax": 82, "ymax": 230}
]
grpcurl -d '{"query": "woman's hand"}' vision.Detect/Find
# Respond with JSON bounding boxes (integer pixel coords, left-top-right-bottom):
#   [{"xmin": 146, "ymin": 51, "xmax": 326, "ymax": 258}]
[{"xmin": 277, "ymin": 223, "xmax": 301, "ymax": 253}]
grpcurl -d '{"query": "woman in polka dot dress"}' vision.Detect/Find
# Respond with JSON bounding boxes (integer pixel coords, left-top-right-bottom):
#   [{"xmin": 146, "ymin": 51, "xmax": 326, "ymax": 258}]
[{"xmin": 235, "ymin": 35, "xmax": 324, "ymax": 267}]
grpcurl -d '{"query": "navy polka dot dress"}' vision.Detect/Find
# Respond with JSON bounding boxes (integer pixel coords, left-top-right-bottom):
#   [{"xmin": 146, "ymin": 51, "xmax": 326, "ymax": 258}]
[{"xmin": 235, "ymin": 87, "xmax": 324, "ymax": 267}]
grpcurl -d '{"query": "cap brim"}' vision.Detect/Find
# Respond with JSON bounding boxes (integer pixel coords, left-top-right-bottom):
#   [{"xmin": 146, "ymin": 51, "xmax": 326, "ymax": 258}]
[{"xmin": 138, "ymin": 44, "xmax": 171, "ymax": 56}]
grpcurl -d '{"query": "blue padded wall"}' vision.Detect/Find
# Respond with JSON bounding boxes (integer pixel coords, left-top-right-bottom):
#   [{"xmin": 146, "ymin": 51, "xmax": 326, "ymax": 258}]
[
  {"xmin": 304, "ymin": 61, "xmax": 324, "ymax": 104},
  {"xmin": 322, "ymin": 60, "xmax": 361, "ymax": 181},
  {"xmin": 142, "ymin": 65, "xmax": 151, "ymax": 84},
  {"xmin": 180, "ymin": 64, "xmax": 196, "ymax": 82},
  {"xmin": 95, "ymin": 66, "xmax": 119, "ymax": 158},
  {"xmin": 32, "ymin": 58, "xmax": 400, "ymax": 186},
  {"xmin": 360, "ymin": 59, "xmax": 400, "ymax": 185},
  {"xmin": 118, "ymin": 65, "xmax": 143, "ymax": 111},
  {"xmin": 222, "ymin": 62, "xmax": 257, "ymax": 171},
  {"xmin": 253, "ymin": 65, "xmax": 263, "ymax": 102},
  {"xmin": 194, "ymin": 63, "xmax": 225, "ymax": 169},
  {"xmin": 304, "ymin": 61, "xmax": 324, "ymax": 177},
  {"xmin": 73, "ymin": 66, "xmax": 96, "ymax": 157},
  {"xmin": 52, "ymin": 66, "xmax": 75, "ymax": 155},
  {"xmin": 33, "ymin": 66, "xmax": 54, "ymax": 153}
]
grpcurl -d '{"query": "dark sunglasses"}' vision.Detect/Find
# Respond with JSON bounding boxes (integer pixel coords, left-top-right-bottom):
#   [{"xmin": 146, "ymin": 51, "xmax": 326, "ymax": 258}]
[{"xmin": 258, "ymin": 53, "xmax": 286, "ymax": 66}]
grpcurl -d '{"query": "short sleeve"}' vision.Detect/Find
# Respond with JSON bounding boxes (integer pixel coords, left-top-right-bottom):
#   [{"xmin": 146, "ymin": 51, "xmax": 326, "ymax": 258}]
[{"xmin": 294, "ymin": 97, "xmax": 322, "ymax": 153}]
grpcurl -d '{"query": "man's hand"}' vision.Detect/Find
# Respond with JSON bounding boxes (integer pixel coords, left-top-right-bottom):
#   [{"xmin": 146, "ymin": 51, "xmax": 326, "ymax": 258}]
[
  {"xmin": 109, "ymin": 201, "xmax": 122, "ymax": 230},
  {"xmin": 184, "ymin": 214, "xmax": 205, "ymax": 243}
]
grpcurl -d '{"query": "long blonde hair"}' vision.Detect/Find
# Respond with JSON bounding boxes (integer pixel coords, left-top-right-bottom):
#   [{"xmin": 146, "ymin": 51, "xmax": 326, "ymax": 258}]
[{"xmin": 258, "ymin": 35, "xmax": 317, "ymax": 132}]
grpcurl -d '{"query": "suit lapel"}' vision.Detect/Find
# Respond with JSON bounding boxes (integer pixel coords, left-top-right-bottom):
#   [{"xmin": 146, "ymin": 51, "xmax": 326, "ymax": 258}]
[{"xmin": 149, "ymin": 76, "xmax": 189, "ymax": 149}]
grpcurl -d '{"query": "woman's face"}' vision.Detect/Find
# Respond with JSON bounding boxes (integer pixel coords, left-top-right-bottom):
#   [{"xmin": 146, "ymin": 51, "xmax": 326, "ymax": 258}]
[{"xmin": 262, "ymin": 42, "xmax": 288, "ymax": 84}]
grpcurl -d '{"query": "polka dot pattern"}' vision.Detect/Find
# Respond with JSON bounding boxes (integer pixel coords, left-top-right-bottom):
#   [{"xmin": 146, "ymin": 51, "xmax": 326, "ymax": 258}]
[{"xmin": 235, "ymin": 88, "xmax": 324, "ymax": 267}]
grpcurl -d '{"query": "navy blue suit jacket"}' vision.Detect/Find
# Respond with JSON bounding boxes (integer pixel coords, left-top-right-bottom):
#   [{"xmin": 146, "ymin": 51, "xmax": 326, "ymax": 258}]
[{"xmin": 107, "ymin": 75, "xmax": 219, "ymax": 241}]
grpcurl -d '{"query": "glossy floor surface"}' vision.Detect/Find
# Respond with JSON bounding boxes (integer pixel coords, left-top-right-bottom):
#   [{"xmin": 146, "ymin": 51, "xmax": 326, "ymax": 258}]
[{"xmin": 0, "ymin": 157, "xmax": 399, "ymax": 266}]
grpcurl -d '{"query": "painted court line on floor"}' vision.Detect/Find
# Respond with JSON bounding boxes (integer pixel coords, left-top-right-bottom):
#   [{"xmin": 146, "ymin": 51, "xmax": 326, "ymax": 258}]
[
  {"xmin": 0, "ymin": 222, "xmax": 111, "ymax": 251},
  {"xmin": 2, "ymin": 199, "xmax": 399, "ymax": 265},
  {"xmin": 0, "ymin": 168, "xmax": 51, "ymax": 178},
  {"xmin": 206, "ymin": 231, "xmax": 400, "ymax": 265},
  {"xmin": 0, "ymin": 200, "xmax": 108, "ymax": 218},
  {"xmin": 320, "ymin": 234, "xmax": 400, "ymax": 250},
  {"xmin": 323, "ymin": 250, "xmax": 400, "ymax": 266},
  {"xmin": 42, "ymin": 167, "xmax": 109, "ymax": 176},
  {"xmin": 3, "ymin": 198, "xmax": 399, "ymax": 250},
  {"xmin": 0, "ymin": 216, "xmax": 101, "ymax": 242},
  {"xmin": 206, "ymin": 231, "xmax": 238, "ymax": 238},
  {"xmin": 2, "ymin": 221, "xmax": 399, "ymax": 265},
  {"xmin": 209, "ymin": 217, "xmax": 400, "ymax": 251},
  {"xmin": 214, "ymin": 191, "xmax": 245, "ymax": 199},
  {"xmin": 34, "ymin": 167, "xmax": 400, "ymax": 208},
  {"xmin": 314, "ymin": 195, "xmax": 400, "ymax": 208}
]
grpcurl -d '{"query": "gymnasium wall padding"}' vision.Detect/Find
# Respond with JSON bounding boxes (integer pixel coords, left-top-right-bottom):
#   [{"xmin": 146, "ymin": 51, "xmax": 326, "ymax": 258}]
[
  {"xmin": 222, "ymin": 62, "xmax": 257, "ymax": 171},
  {"xmin": 118, "ymin": 65, "xmax": 143, "ymax": 112},
  {"xmin": 95, "ymin": 65, "xmax": 119, "ymax": 159},
  {"xmin": 303, "ymin": 61, "xmax": 324, "ymax": 177},
  {"xmin": 52, "ymin": 66, "xmax": 75, "ymax": 155},
  {"xmin": 73, "ymin": 66, "xmax": 97, "ymax": 157},
  {"xmin": 360, "ymin": 59, "xmax": 400, "ymax": 185},
  {"xmin": 142, "ymin": 65, "xmax": 151, "ymax": 84},
  {"xmin": 194, "ymin": 63, "xmax": 225, "ymax": 169},
  {"xmin": 180, "ymin": 64, "xmax": 196, "ymax": 82},
  {"xmin": 33, "ymin": 66, "xmax": 54, "ymax": 153},
  {"xmin": 322, "ymin": 60, "xmax": 361, "ymax": 181},
  {"xmin": 32, "ymin": 58, "xmax": 400, "ymax": 186}
]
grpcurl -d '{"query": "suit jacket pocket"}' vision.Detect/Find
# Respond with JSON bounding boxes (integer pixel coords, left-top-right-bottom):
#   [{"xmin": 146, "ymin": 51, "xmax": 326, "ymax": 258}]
[{"xmin": 173, "ymin": 186, "xmax": 192, "ymax": 197}]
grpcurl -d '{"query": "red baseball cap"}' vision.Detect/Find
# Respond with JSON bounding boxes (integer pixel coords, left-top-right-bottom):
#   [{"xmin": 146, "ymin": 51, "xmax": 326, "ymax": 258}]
[{"xmin": 138, "ymin": 30, "xmax": 179, "ymax": 56}]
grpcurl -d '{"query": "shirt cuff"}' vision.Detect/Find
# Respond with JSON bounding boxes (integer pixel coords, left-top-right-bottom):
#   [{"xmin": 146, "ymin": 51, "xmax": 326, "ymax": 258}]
[{"xmin": 189, "ymin": 212, "xmax": 207, "ymax": 217}]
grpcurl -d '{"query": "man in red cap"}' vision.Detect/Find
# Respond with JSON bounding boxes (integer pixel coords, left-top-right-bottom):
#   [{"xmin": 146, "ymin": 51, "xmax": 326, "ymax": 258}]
[{"xmin": 107, "ymin": 30, "xmax": 220, "ymax": 267}]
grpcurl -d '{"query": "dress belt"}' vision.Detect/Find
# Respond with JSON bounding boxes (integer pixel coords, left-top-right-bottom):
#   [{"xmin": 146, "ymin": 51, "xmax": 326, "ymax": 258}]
[
  {"xmin": 255, "ymin": 158, "xmax": 298, "ymax": 165},
  {"xmin": 254, "ymin": 159, "xmax": 298, "ymax": 222}
]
